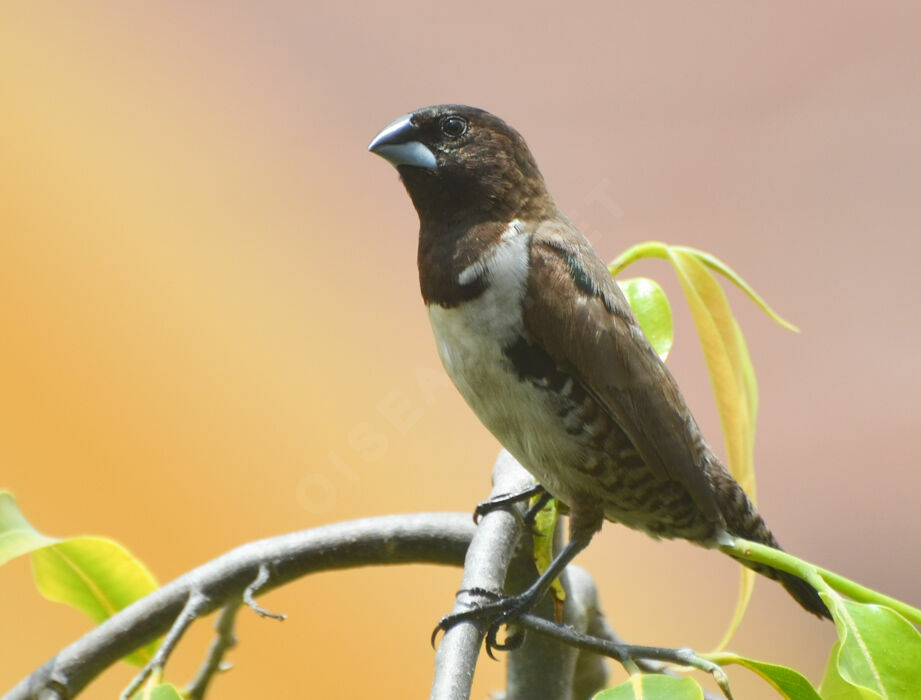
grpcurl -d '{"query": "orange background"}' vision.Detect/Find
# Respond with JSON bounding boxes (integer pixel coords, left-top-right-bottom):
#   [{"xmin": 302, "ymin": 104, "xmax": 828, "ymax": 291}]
[{"xmin": 1, "ymin": 3, "xmax": 919, "ymax": 698}]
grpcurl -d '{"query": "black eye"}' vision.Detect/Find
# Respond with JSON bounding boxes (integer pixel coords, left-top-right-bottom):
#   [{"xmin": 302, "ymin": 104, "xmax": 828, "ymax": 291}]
[{"xmin": 440, "ymin": 115, "xmax": 468, "ymax": 138}]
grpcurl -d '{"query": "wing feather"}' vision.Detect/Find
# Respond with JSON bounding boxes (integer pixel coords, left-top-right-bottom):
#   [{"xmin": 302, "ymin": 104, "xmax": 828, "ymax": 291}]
[{"xmin": 522, "ymin": 223, "xmax": 723, "ymax": 524}]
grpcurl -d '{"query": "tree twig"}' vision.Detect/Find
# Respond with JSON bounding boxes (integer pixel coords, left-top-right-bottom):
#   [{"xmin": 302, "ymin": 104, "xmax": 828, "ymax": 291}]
[
  {"xmin": 185, "ymin": 601, "xmax": 241, "ymax": 700},
  {"xmin": 517, "ymin": 614, "xmax": 733, "ymax": 699},
  {"xmin": 120, "ymin": 590, "xmax": 212, "ymax": 699},
  {"xmin": 242, "ymin": 564, "xmax": 286, "ymax": 620}
]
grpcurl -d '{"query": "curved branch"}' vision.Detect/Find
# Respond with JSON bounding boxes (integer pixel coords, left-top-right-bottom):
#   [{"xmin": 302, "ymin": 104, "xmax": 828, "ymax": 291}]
[
  {"xmin": 429, "ymin": 451, "xmax": 605, "ymax": 700},
  {"xmin": 6, "ymin": 452, "xmax": 735, "ymax": 700},
  {"xmin": 4, "ymin": 513, "xmax": 476, "ymax": 700}
]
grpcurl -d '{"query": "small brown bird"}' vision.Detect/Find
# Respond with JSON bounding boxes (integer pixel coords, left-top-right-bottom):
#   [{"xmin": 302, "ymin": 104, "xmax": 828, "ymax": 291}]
[{"xmin": 368, "ymin": 105, "xmax": 830, "ymax": 629}]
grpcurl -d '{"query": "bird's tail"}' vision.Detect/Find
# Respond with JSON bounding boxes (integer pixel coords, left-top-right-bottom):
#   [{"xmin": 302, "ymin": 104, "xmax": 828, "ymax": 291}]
[{"xmin": 719, "ymin": 477, "xmax": 832, "ymax": 620}]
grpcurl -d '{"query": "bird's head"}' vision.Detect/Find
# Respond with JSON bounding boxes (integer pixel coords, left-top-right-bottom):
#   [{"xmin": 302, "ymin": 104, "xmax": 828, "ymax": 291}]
[{"xmin": 368, "ymin": 105, "xmax": 552, "ymax": 225}]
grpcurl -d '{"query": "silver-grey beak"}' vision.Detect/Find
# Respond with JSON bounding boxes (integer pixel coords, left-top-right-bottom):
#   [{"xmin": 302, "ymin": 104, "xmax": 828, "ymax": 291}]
[{"xmin": 368, "ymin": 114, "xmax": 437, "ymax": 170}]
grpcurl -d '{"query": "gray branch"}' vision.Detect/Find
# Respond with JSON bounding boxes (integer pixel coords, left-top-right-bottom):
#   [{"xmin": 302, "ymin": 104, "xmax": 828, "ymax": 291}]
[
  {"xmin": 4, "ymin": 513, "xmax": 475, "ymax": 700},
  {"xmin": 430, "ymin": 451, "xmax": 536, "ymax": 700},
  {"xmin": 431, "ymin": 451, "xmax": 612, "ymax": 700}
]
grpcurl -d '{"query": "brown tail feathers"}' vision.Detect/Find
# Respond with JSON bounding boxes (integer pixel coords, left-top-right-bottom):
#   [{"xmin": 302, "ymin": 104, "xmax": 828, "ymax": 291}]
[{"xmin": 719, "ymin": 476, "xmax": 831, "ymax": 620}]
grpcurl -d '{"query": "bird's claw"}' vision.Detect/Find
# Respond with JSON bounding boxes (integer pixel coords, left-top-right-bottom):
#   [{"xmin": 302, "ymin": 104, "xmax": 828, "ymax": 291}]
[
  {"xmin": 473, "ymin": 485, "xmax": 546, "ymax": 523},
  {"xmin": 431, "ymin": 590, "xmax": 535, "ymax": 657},
  {"xmin": 484, "ymin": 616, "xmax": 525, "ymax": 658},
  {"xmin": 430, "ymin": 588, "xmax": 502, "ymax": 647}
]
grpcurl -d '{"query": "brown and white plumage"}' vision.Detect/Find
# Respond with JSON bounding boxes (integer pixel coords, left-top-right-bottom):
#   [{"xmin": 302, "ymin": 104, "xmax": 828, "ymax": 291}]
[{"xmin": 369, "ymin": 104, "xmax": 830, "ymax": 619}]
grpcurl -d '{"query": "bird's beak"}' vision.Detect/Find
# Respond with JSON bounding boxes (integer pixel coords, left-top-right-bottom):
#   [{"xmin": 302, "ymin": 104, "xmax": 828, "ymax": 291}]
[{"xmin": 368, "ymin": 114, "xmax": 437, "ymax": 170}]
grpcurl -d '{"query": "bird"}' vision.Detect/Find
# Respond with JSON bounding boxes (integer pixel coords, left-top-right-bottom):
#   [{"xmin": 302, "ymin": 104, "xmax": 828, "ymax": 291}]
[{"xmin": 367, "ymin": 104, "xmax": 831, "ymax": 634}]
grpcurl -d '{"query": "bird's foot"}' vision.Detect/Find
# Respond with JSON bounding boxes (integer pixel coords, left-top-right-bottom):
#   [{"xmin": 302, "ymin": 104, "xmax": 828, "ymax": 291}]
[
  {"xmin": 431, "ymin": 586, "xmax": 542, "ymax": 659},
  {"xmin": 473, "ymin": 484, "xmax": 548, "ymax": 524}
]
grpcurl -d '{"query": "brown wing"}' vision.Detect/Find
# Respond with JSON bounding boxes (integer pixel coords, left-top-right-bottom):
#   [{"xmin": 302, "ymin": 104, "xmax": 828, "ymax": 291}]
[{"xmin": 523, "ymin": 223, "xmax": 724, "ymax": 525}]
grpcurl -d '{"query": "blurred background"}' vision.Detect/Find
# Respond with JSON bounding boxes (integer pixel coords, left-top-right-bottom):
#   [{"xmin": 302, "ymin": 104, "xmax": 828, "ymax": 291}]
[{"xmin": 1, "ymin": 2, "xmax": 919, "ymax": 698}]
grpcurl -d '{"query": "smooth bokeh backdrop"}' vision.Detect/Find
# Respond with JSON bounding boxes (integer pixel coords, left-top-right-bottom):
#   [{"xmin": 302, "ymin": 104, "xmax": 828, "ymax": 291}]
[{"xmin": 2, "ymin": 3, "xmax": 919, "ymax": 698}]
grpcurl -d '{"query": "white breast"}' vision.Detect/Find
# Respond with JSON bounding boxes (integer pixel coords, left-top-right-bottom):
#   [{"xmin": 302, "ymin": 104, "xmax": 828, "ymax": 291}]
[
  {"xmin": 430, "ymin": 223, "xmax": 530, "ymax": 343},
  {"xmin": 426, "ymin": 224, "xmax": 583, "ymax": 499},
  {"xmin": 428, "ymin": 223, "xmax": 530, "ymax": 403}
]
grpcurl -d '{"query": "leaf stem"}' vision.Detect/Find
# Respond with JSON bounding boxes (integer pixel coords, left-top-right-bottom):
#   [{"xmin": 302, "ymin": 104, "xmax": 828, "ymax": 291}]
[{"xmin": 720, "ymin": 538, "xmax": 921, "ymax": 626}]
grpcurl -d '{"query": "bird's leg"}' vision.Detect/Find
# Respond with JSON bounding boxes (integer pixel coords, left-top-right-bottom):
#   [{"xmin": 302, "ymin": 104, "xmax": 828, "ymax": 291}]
[
  {"xmin": 436, "ymin": 496, "xmax": 603, "ymax": 656},
  {"xmin": 473, "ymin": 483, "xmax": 546, "ymax": 523},
  {"xmin": 522, "ymin": 490, "xmax": 554, "ymax": 526},
  {"xmin": 484, "ymin": 535, "xmax": 592, "ymax": 653},
  {"xmin": 433, "ymin": 533, "xmax": 593, "ymax": 657}
]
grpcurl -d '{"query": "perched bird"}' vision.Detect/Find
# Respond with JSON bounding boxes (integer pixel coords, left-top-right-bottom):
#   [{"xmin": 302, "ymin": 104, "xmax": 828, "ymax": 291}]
[{"xmin": 368, "ymin": 105, "xmax": 831, "ymax": 628}]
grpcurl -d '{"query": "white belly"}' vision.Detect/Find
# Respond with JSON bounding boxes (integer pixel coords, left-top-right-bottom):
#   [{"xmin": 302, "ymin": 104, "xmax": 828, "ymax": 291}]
[{"xmin": 426, "ymin": 230, "xmax": 588, "ymax": 501}]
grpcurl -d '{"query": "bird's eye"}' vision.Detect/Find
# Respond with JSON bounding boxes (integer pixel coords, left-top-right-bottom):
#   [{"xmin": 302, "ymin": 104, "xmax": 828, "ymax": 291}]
[{"xmin": 440, "ymin": 115, "xmax": 468, "ymax": 138}]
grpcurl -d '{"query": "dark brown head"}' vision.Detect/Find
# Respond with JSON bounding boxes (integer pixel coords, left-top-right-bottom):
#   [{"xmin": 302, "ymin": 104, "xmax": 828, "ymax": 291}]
[{"xmin": 368, "ymin": 105, "xmax": 555, "ymax": 226}]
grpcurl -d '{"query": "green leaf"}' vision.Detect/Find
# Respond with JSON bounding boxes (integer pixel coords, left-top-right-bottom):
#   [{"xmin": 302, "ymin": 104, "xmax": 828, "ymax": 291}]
[
  {"xmin": 617, "ymin": 277, "xmax": 673, "ymax": 361},
  {"xmin": 32, "ymin": 537, "xmax": 160, "ymax": 665},
  {"xmin": 711, "ymin": 652, "xmax": 822, "ymax": 700},
  {"xmin": 148, "ymin": 684, "xmax": 184, "ymax": 700},
  {"xmin": 0, "ymin": 490, "xmax": 59, "ymax": 565},
  {"xmin": 819, "ymin": 598, "xmax": 921, "ymax": 699},
  {"xmin": 820, "ymin": 643, "xmax": 880, "ymax": 700},
  {"xmin": 719, "ymin": 539, "xmax": 921, "ymax": 699},
  {"xmin": 593, "ymin": 674, "xmax": 704, "ymax": 700},
  {"xmin": 0, "ymin": 490, "xmax": 160, "ymax": 666},
  {"xmin": 32, "ymin": 536, "xmax": 158, "ymax": 623}
]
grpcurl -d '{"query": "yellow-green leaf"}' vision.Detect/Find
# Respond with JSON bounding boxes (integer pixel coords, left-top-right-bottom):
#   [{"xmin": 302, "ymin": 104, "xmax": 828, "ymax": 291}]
[
  {"xmin": 665, "ymin": 249, "xmax": 760, "ymax": 648},
  {"xmin": 617, "ymin": 277, "xmax": 673, "ymax": 361},
  {"xmin": 32, "ymin": 537, "xmax": 158, "ymax": 622},
  {"xmin": 610, "ymin": 242, "xmax": 798, "ymax": 649},
  {"xmin": 671, "ymin": 246, "xmax": 798, "ymax": 332},
  {"xmin": 609, "ymin": 241, "xmax": 671, "ymax": 274},
  {"xmin": 714, "ymin": 567, "xmax": 756, "ymax": 653},
  {"xmin": 666, "ymin": 248, "xmax": 754, "ymax": 486},
  {"xmin": 610, "ymin": 242, "xmax": 797, "ymax": 334},
  {"xmin": 820, "ymin": 643, "xmax": 881, "ymax": 700},
  {"xmin": 0, "ymin": 491, "xmax": 59, "ymax": 565},
  {"xmin": 148, "ymin": 683, "xmax": 184, "ymax": 700},
  {"xmin": 0, "ymin": 490, "xmax": 160, "ymax": 666},
  {"xmin": 711, "ymin": 652, "xmax": 822, "ymax": 700},
  {"xmin": 593, "ymin": 674, "xmax": 705, "ymax": 700},
  {"xmin": 530, "ymin": 495, "xmax": 565, "ymax": 606},
  {"xmin": 33, "ymin": 538, "xmax": 160, "ymax": 665}
]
